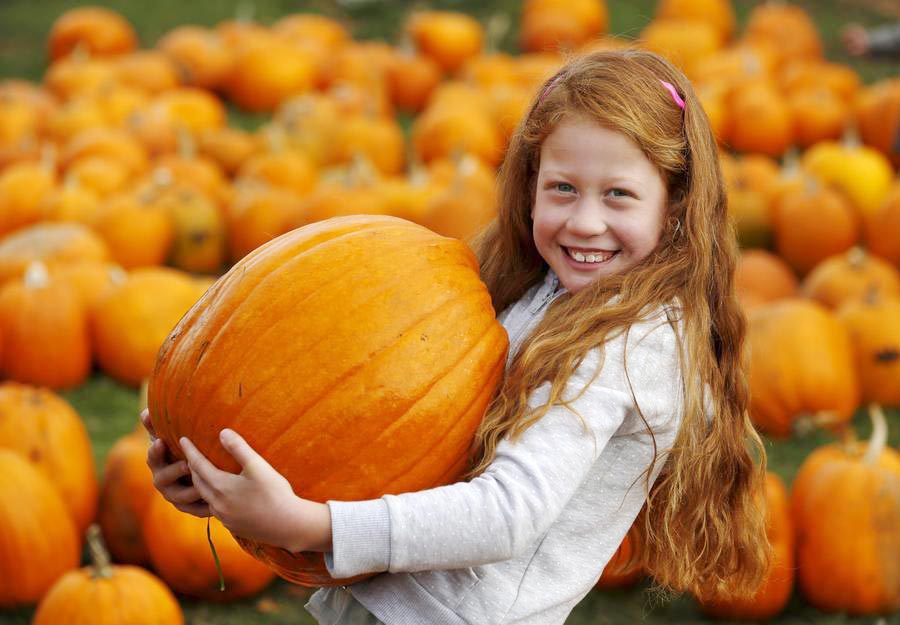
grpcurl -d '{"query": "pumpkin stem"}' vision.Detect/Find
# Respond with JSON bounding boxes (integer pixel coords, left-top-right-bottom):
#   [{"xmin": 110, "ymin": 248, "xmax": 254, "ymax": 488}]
[
  {"xmin": 862, "ymin": 404, "xmax": 887, "ymax": 465},
  {"xmin": 23, "ymin": 262, "xmax": 50, "ymax": 289},
  {"xmin": 846, "ymin": 246, "xmax": 866, "ymax": 270},
  {"xmin": 207, "ymin": 516, "xmax": 226, "ymax": 591},
  {"xmin": 86, "ymin": 524, "xmax": 114, "ymax": 579}
]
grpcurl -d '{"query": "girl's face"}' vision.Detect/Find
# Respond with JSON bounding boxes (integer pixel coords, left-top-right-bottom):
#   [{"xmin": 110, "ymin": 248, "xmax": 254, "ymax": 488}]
[{"xmin": 532, "ymin": 116, "xmax": 668, "ymax": 294}]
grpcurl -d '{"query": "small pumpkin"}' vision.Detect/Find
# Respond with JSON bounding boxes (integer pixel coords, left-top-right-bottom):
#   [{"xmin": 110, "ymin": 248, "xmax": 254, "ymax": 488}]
[
  {"xmin": 864, "ymin": 182, "xmax": 900, "ymax": 267},
  {"xmin": 156, "ymin": 26, "xmax": 234, "ymax": 91},
  {"xmin": 655, "ymin": 0, "xmax": 735, "ymax": 41},
  {"xmin": 91, "ymin": 189, "xmax": 175, "ymax": 269},
  {"xmin": 0, "ymin": 158, "xmax": 57, "ymax": 238},
  {"xmin": 98, "ymin": 427, "xmax": 155, "ymax": 565},
  {"xmin": 836, "ymin": 295, "xmax": 900, "ymax": 407},
  {"xmin": 0, "ymin": 382, "xmax": 98, "ymax": 532},
  {"xmin": 746, "ymin": 299, "xmax": 859, "ymax": 437},
  {"xmin": 226, "ymin": 36, "xmax": 317, "ymax": 112},
  {"xmin": 0, "ymin": 449, "xmax": 80, "ymax": 607},
  {"xmin": 854, "ymin": 78, "xmax": 900, "ymax": 166},
  {"xmin": 33, "ymin": 525, "xmax": 184, "ymax": 625},
  {"xmin": 735, "ymin": 249, "xmax": 798, "ymax": 309},
  {"xmin": 386, "ymin": 50, "xmax": 444, "ymax": 113},
  {"xmin": 406, "ymin": 11, "xmax": 485, "ymax": 74},
  {"xmin": 801, "ymin": 247, "xmax": 900, "ymax": 310},
  {"xmin": 48, "ymin": 6, "xmax": 137, "ymax": 61},
  {"xmin": 143, "ymin": 492, "xmax": 275, "ymax": 601},
  {"xmin": 726, "ymin": 81, "xmax": 792, "ymax": 157},
  {"xmin": 791, "ymin": 405, "xmax": 900, "ymax": 615},
  {"xmin": 771, "ymin": 178, "xmax": 859, "ymax": 276},
  {"xmin": 742, "ymin": 3, "xmax": 822, "ymax": 64},
  {"xmin": 0, "ymin": 263, "xmax": 91, "ymax": 389},
  {"xmin": 0, "ymin": 221, "xmax": 109, "ymax": 285}
]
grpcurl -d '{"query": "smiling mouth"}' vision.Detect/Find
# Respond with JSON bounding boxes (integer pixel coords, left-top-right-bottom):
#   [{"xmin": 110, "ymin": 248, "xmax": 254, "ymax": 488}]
[{"xmin": 563, "ymin": 246, "xmax": 619, "ymax": 264}]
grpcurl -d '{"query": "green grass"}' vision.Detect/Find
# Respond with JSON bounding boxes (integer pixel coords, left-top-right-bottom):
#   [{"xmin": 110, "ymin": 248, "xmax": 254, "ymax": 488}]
[{"xmin": 1, "ymin": 0, "xmax": 899, "ymax": 623}]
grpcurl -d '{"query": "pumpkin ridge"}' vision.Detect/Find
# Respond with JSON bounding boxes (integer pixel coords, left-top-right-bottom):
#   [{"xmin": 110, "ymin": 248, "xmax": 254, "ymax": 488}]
[
  {"xmin": 259, "ymin": 284, "xmax": 496, "ymax": 484},
  {"xmin": 300, "ymin": 301, "xmax": 500, "ymax": 497},
  {"xmin": 176, "ymin": 240, "xmax": 474, "ymax": 454}
]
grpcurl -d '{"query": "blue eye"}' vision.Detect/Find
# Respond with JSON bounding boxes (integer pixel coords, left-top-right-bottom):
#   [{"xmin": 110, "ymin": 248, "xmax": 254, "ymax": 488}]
[
  {"xmin": 556, "ymin": 182, "xmax": 576, "ymax": 193},
  {"xmin": 609, "ymin": 188, "xmax": 630, "ymax": 198}
]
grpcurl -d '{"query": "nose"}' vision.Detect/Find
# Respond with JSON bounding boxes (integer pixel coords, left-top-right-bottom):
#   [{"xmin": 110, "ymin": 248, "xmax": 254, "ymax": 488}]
[{"xmin": 566, "ymin": 197, "xmax": 608, "ymax": 238}]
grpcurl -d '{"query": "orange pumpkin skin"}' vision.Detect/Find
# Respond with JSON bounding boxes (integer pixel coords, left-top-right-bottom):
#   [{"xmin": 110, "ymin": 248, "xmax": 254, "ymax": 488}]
[
  {"xmin": 801, "ymin": 248, "xmax": 900, "ymax": 310},
  {"xmin": 0, "ymin": 265, "xmax": 91, "ymax": 389},
  {"xmin": 33, "ymin": 527, "xmax": 183, "ymax": 625},
  {"xmin": 98, "ymin": 428, "xmax": 155, "ymax": 565},
  {"xmin": 0, "ymin": 450, "xmax": 80, "ymax": 607},
  {"xmin": 746, "ymin": 299, "xmax": 859, "ymax": 437},
  {"xmin": 791, "ymin": 414, "xmax": 900, "ymax": 615},
  {"xmin": 836, "ymin": 296, "xmax": 900, "ymax": 407},
  {"xmin": 48, "ymin": 7, "xmax": 137, "ymax": 61},
  {"xmin": 0, "ymin": 383, "xmax": 98, "ymax": 533},
  {"xmin": 865, "ymin": 183, "xmax": 900, "ymax": 267},
  {"xmin": 699, "ymin": 472, "xmax": 794, "ymax": 620},
  {"xmin": 854, "ymin": 78, "xmax": 900, "ymax": 166},
  {"xmin": 595, "ymin": 524, "xmax": 643, "ymax": 589},
  {"xmin": 92, "ymin": 267, "xmax": 205, "ymax": 387},
  {"xmin": 148, "ymin": 215, "xmax": 509, "ymax": 586},
  {"xmin": 142, "ymin": 492, "xmax": 275, "ymax": 601},
  {"xmin": 0, "ymin": 222, "xmax": 110, "ymax": 286},
  {"xmin": 735, "ymin": 250, "xmax": 798, "ymax": 310}
]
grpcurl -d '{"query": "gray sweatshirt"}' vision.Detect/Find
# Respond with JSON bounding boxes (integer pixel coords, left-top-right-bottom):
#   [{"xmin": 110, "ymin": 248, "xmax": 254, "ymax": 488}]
[{"xmin": 313, "ymin": 270, "xmax": 684, "ymax": 624}]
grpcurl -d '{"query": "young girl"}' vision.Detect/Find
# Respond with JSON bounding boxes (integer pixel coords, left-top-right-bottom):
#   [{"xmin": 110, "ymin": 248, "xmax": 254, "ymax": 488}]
[{"xmin": 144, "ymin": 49, "xmax": 771, "ymax": 624}]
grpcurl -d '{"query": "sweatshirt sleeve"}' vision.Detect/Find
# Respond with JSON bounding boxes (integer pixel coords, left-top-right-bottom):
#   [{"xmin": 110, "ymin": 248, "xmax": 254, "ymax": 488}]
[{"xmin": 325, "ymin": 314, "xmax": 680, "ymax": 579}]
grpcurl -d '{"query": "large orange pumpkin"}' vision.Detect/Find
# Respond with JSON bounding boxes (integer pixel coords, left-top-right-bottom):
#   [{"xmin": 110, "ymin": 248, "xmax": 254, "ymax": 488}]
[
  {"xmin": 595, "ymin": 524, "xmax": 643, "ymax": 589},
  {"xmin": 0, "ymin": 382, "xmax": 98, "ymax": 533},
  {"xmin": 33, "ymin": 525, "xmax": 183, "ymax": 625},
  {"xmin": 698, "ymin": 472, "xmax": 794, "ymax": 620},
  {"xmin": 0, "ymin": 450, "xmax": 80, "ymax": 607},
  {"xmin": 735, "ymin": 249, "xmax": 798, "ymax": 310},
  {"xmin": 746, "ymin": 299, "xmax": 859, "ymax": 437},
  {"xmin": 801, "ymin": 247, "xmax": 900, "ymax": 310},
  {"xmin": 148, "ymin": 215, "xmax": 508, "ymax": 586},
  {"xmin": 791, "ymin": 405, "xmax": 900, "ymax": 615}
]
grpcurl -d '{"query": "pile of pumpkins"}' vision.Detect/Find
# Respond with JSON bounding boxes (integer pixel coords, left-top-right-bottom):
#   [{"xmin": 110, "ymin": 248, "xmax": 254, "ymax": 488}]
[{"xmin": 0, "ymin": 0, "xmax": 897, "ymax": 621}]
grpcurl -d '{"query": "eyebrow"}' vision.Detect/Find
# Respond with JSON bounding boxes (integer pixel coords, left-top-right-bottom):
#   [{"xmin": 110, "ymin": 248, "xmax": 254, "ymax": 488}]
[{"xmin": 541, "ymin": 170, "xmax": 642, "ymax": 186}]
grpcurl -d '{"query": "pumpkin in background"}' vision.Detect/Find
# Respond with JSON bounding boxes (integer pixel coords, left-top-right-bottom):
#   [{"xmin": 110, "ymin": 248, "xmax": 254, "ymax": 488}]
[
  {"xmin": 91, "ymin": 267, "xmax": 206, "ymax": 387},
  {"xmin": 0, "ymin": 449, "xmax": 80, "ymax": 607},
  {"xmin": 520, "ymin": 0, "xmax": 610, "ymax": 53},
  {"xmin": 865, "ymin": 182, "xmax": 900, "ymax": 267},
  {"xmin": 197, "ymin": 126, "xmax": 261, "ymax": 176},
  {"xmin": 61, "ymin": 127, "xmax": 148, "ymax": 178},
  {"xmin": 699, "ymin": 472, "xmax": 794, "ymax": 621},
  {"xmin": 726, "ymin": 81, "xmax": 792, "ymax": 157},
  {"xmin": 596, "ymin": 524, "xmax": 643, "ymax": 589},
  {"xmin": 791, "ymin": 405, "xmax": 900, "ymax": 615},
  {"xmin": 735, "ymin": 249, "xmax": 798, "ymax": 310},
  {"xmin": 742, "ymin": 3, "xmax": 822, "ymax": 64},
  {"xmin": 639, "ymin": 19, "xmax": 724, "ymax": 79},
  {"xmin": 836, "ymin": 295, "xmax": 900, "ymax": 407},
  {"xmin": 721, "ymin": 153, "xmax": 780, "ymax": 249},
  {"xmin": 801, "ymin": 248, "xmax": 900, "ymax": 310},
  {"xmin": 412, "ymin": 101, "xmax": 503, "ymax": 168},
  {"xmin": 386, "ymin": 50, "xmax": 443, "ymax": 113},
  {"xmin": 48, "ymin": 6, "xmax": 136, "ymax": 61},
  {"xmin": 33, "ymin": 525, "xmax": 184, "ymax": 625},
  {"xmin": 854, "ymin": 78, "xmax": 900, "ymax": 166},
  {"xmin": 406, "ymin": 11, "xmax": 485, "ymax": 74},
  {"xmin": 226, "ymin": 36, "xmax": 318, "ymax": 112},
  {"xmin": 143, "ymin": 492, "xmax": 275, "ymax": 601},
  {"xmin": 156, "ymin": 26, "xmax": 234, "ymax": 91},
  {"xmin": 0, "ymin": 221, "xmax": 109, "ymax": 285},
  {"xmin": 746, "ymin": 299, "xmax": 858, "ymax": 437},
  {"xmin": 158, "ymin": 183, "xmax": 227, "ymax": 274},
  {"xmin": 328, "ymin": 114, "xmax": 406, "ymax": 176},
  {"xmin": 42, "ymin": 173, "xmax": 104, "ymax": 220},
  {"xmin": 786, "ymin": 87, "xmax": 850, "ymax": 148},
  {"xmin": 148, "ymin": 215, "xmax": 509, "ymax": 586},
  {"xmin": 91, "ymin": 188, "xmax": 175, "ymax": 269},
  {"xmin": 0, "ymin": 158, "xmax": 57, "ymax": 238},
  {"xmin": 64, "ymin": 155, "xmax": 133, "ymax": 198},
  {"xmin": 801, "ymin": 141, "xmax": 893, "ymax": 222},
  {"xmin": 771, "ymin": 179, "xmax": 859, "ymax": 276},
  {"xmin": 0, "ymin": 263, "xmax": 91, "ymax": 389},
  {"xmin": 655, "ymin": 0, "xmax": 735, "ymax": 41},
  {"xmin": 0, "ymin": 382, "xmax": 98, "ymax": 532},
  {"xmin": 224, "ymin": 181, "xmax": 307, "ymax": 262},
  {"xmin": 422, "ymin": 154, "xmax": 498, "ymax": 242},
  {"xmin": 49, "ymin": 261, "xmax": 125, "ymax": 313},
  {"xmin": 237, "ymin": 147, "xmax": 318, "ymax": 198},
  {"xmin": 98, "ymin": 427, "xmax": 156, "ymax": 565},
  {"xmin": 153, "ymin": 153, "xmax": 231, "ymax": 208}
]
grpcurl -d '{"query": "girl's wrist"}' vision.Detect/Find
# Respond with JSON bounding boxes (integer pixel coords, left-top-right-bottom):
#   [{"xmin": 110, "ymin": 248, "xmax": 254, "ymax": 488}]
[{"xmin": 283, "ymin": 497, "xmax": 332, "ymax": 553}]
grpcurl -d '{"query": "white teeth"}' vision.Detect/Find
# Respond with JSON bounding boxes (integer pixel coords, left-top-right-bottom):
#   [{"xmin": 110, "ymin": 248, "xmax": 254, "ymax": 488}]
[{"xmin": 567, "ymin": 248, "xmax": 614, "ymax": 264}]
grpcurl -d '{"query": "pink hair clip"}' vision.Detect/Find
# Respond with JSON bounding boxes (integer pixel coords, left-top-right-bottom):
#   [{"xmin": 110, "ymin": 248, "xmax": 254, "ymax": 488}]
[{"xmin": 659, "ymin": 80, "xmax": 685, "ymax": 110}]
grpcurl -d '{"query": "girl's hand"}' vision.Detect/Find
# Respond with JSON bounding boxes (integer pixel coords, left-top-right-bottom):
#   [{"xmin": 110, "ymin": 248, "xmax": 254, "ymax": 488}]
[
  {"xmin": 180, "ymin": 429, "xmax": 332, "ymax": 553},
  {"xmin": 141, "ymin": 408, "xmax": 210, "ymax": 518}
]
